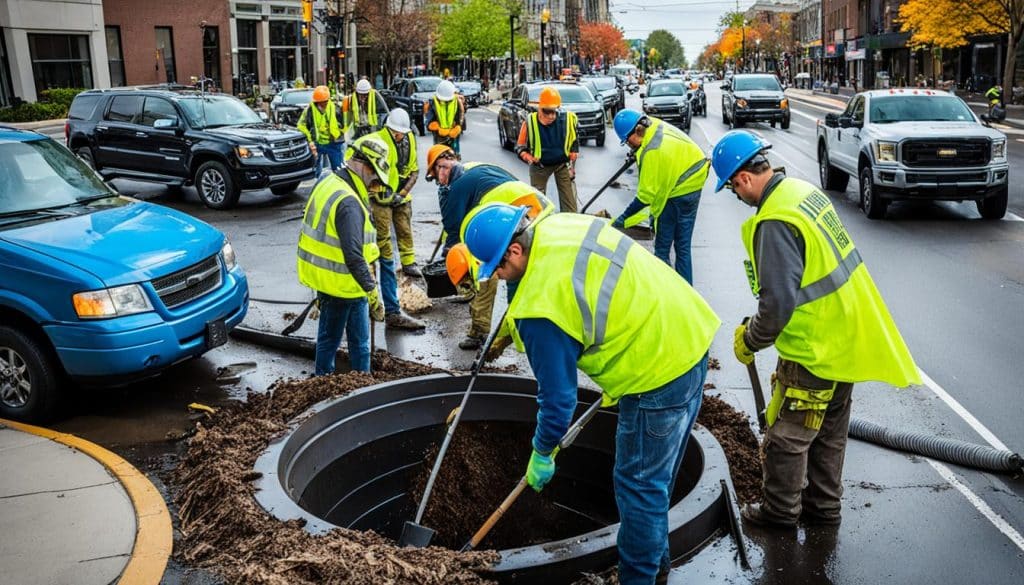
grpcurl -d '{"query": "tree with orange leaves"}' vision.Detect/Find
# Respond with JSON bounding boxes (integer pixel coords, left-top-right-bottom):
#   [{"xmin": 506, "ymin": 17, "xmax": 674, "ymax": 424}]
[{"xmin": 578, "ymin": 20, "xmax": 629, "ymax": 64}]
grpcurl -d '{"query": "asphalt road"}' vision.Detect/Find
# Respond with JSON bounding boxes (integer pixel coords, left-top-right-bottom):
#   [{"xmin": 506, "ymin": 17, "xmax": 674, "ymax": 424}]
[{"xmin": 39, "ymin": 87, "xmax": 1024, "ymax": 583}]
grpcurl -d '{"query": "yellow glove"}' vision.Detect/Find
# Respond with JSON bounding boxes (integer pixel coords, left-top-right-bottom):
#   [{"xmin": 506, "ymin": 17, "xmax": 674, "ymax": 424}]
[
  {"xmin": 367, "ymin": 289, "xmax": 385, "ymax": 322},
  {"xmin": 449, "ymin": 125, "xmax": 462, "ymax": 138},
  {"xmin": 733, "ymin": 323, "xmax": 755, "ymax": 365}
]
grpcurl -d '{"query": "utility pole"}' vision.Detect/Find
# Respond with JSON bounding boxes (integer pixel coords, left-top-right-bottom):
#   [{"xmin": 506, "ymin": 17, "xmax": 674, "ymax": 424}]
[
  {"xmin": 302, "ymin": 0, "xmax": 314, "ymax": 84},
  {"xmin": 737, "ymin": 0, "xmax": 745, "ymax": 72},
  {"xmin": 541, "ymin": 8, "xmax": 550, "ymax": 79},
  {"xmin": 510, "ymin": 13, "xmax": 517, "ymax": 86}
]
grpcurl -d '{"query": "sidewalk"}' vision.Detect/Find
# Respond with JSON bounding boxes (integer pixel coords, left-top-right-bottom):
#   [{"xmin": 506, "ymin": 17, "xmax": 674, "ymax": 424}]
[{"xmin": 0, "ymin": 420, "xmax": 171, "ymax": 585}]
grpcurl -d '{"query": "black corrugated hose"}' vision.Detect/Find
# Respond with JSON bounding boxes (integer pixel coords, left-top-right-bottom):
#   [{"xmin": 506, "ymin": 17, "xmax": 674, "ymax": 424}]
[{"xmin": 849, "ymin": 417, "xmax": 1023, "ymax": 475}]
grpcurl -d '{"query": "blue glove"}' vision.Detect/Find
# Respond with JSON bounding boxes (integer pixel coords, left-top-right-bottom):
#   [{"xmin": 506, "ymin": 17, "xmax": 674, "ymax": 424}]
[{"xmin": 526, "ymin": 449, "xmax": 556, "ymax": 492}]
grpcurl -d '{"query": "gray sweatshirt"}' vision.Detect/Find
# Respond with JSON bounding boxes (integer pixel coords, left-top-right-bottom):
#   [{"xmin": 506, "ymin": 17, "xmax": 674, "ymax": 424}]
[{"xmin": 332, "ymin": 170, "xmax": 377, "ymax": 293}]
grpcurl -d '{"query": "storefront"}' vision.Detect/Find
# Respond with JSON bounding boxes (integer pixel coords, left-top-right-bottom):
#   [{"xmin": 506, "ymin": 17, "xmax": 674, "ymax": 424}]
[{"xmin": 845, "ymin": 38, "xmax": 866, "ymax": 90}]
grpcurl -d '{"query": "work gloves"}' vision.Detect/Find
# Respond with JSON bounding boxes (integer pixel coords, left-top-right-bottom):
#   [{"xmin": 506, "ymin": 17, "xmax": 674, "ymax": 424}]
[
  {"xmin": 733, "ymin": 323, "xmax": 755, "ymax": 365},
  {"xmin": 449, "ymin": 125, "xmax": 462, "ymax": 138},
  {"xmin": 519, "ymin": 151, "xmax": 539, "ymax": 165},
  {"xmin": 484, "ymin": 334, "xmax": 513, "ymax": 363},
  {"xmin": 367, "ymin": 289, "xmax": 385, "ymax": 322},
  {"xmin": 526, "ymin": 449, "xmax": 556, "ymax": 492},
  {"xmin": 391, "ymin": 193, "xmax": 407, "ymax": 207},
  {"xmin": 428, "ymin": 121, "xmax": 440, "ymax": 133}
]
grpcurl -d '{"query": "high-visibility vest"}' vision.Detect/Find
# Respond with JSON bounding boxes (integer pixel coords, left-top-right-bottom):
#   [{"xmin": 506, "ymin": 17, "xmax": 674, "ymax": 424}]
[
  {"xmin": 741, "ymin": 177, "xmax": 920, "ymax": 387},
  {"xmin": 458, "ymin": 180, "xmax": 555, "ymax": 243},
  {"xmin": 526, "ymin": 110, "xmax": 578, "ymax": 160},
  {"xmin": 622, "ymin": 117, "xmax": 709, "ymax": 228},
  {"xmin": 507, "ymin": 213, "xmax": 720, "ymax": 405},
  {"xmin": 347, "ymin": 92, "xmax": 379, "ymax": 129},
  {"xmin": 433, "ymin": 97, "xmax": 458, "ymax": 129},
  {"xmin": 368, "ymin": 127, "xmax": 418, "ymax": 203},
  {"xmin": 298, "ymin": 102, "xmax": 341, "ymax": 145},
  {"xmin": 296, "ymin": 171, "xmax": 380, "ymax": 299}
]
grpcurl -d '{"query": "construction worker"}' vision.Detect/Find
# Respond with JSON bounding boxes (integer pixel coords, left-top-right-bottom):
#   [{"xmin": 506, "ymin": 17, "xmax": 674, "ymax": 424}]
[
  {"xmin": 297, "ymin": 85, "xmax": 343, "ymax": 178},
  {"xmin": 369, "ymin": 108, "xmax": 422, "ymax": 278},
  {"xmin": 515, "ymin": 86, "xmax": 580, "ymax": 213},
  {"xmin": 343, "ymin": 78, "xmax": 389, "ymax": 140},
  {"xmin": 710, "ymin": 130, "xmax": 921, "ymax": 528},
  {"xmin": 611, "ymin": 109, "xmax": 709, "ymax": 285},
  {"xmin": 424, "ymin": 79, "xmax": 465, "ymax": 153},
  {"xmin": 296, "ymin": 136, "xmax": 390, "ymax": 375},
  {"xmin": 462, "ymin": 204, "xmax": 720, "ymax": 584},
  {"xmin": 426, "ymin": 145, "xmax": 552, "ymax": 349}
]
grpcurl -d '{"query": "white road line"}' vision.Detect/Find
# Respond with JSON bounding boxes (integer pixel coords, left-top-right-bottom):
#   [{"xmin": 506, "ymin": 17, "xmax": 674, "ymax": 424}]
[
  {"xmin": 918, "ymin": 369, "xmax": 1010, "ymax": 452},
  {"xmin": 926, "ymin": 459, "xmax": 1024, "ymax": 553},
  {"xmin": 790, "ymin": 108, "xmax": 820, "ymax": 122}
]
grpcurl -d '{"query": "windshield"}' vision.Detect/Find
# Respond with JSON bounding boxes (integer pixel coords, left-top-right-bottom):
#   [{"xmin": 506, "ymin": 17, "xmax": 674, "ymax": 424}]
[
  {"xmin": 456, "ymin": 82, "xmax": 480, "ymax": 92},
  {"xmin": 528, "ymin": 86, "xmax": 594, "ymax": 104},
  {"xmin": 869, "ymin": 95, "xmax": 975, "ymax": 123},
  {"xmin": 283, "ymin": 89, "xmax": 314, "ymax": 105},
  {"xmin": 589, "ymin": 77, "xmax": 616, "ymax": 90},
  {"xmin": 649, "ymin": 82, "xmax": 685, "ymax": 97},
  {"xmin": 733, "ymin": 76, "xmax": 782, "ymax": 91},
  {"xmin": 178, "ymin": 95, "xmax": 263, "ymax": 128},
  {"xmin": 0, "ymin": 139, "xmax": 113, "ymax": 215},
  {"xmin": 414, "ymin": 78, "xmax": 442, "ymax": 93}
]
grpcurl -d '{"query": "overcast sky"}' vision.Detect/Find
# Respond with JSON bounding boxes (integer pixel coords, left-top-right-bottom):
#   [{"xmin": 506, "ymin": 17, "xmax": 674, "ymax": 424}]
[{"xmin": 609, "ymin": 0, "xmax": 756, "ymax": 67}]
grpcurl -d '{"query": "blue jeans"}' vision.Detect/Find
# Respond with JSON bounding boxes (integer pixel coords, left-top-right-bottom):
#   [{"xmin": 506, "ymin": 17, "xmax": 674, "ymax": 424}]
[
  {"xmin": 314, "ymin": 292, "xmax": 370, "ymax": 374},
  {"xmin": 614, "ymin": 353, "xmax": 709, "ymax": 585},
  {"xmin": 314, "ymin": 141, "xmax": 343, "ymax": 178},
  {"xmin": 377, "ymin": 257, "xmax": 402, "ymax": 315},
  {"xmin": 653, "ymin": 193, "xmax": 701, "ymax": 285}
]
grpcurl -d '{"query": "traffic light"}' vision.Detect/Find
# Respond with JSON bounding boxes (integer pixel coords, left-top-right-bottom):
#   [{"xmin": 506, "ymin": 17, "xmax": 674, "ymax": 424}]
[
  {"xmin": 336, "ymin": 50, "xmax": 346, "ymax": 59},
  {"xmin": 302, "ymin": 0, "xmax": 313, "ymax": 23},
  {"xmin": 301, "ymin": 22, "xmax": 309, "ymax": 38}
]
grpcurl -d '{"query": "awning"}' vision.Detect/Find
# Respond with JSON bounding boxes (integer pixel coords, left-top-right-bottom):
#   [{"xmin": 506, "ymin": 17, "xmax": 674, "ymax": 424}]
[{"xmin": 846, "ymin": 49, "xmax": 867, "ymax": 61}]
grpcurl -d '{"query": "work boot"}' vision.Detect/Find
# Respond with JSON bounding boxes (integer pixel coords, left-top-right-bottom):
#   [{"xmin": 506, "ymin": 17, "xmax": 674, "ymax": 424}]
[
  {"xmin": 800, "ymin": 509, "xmax": 842, "ymax": 526},
  {"xmin": 402, "ymin": 263, "xmax": 422, "ymax": 277},
  {"xmin": 459, "ymin": 335, "xmax": 484, "ymax": 350},
  {"xmin": 740, "ymin": 503, "xmax": 797, "ymax": 528},
  {"xmin": 385, "ymin": 312, "xmax": 426, "ymax": 330}
]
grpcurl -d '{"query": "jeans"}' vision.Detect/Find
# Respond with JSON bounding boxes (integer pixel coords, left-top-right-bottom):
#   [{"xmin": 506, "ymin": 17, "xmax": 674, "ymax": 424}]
[
  {"xmin": 314, "ymin": 141, "xmax": 343, "ymax": 178},
  {"xmin": 377, "ymin": 257, "xmax": 402, "ymax": 315},
  {"xmin": 653, "ymin": 193, "xmax": 701, "ymax": 285},
  {"xmin": 314, "ymin": 292, "xmax": 370, "ymax": 374},
  {"xmin": 529, "ymin": 162, "xmax": 578, "ymax": 213},
  {"xmin": 615, "ymin": 353, "xmax": 708, "ymax": 585}
]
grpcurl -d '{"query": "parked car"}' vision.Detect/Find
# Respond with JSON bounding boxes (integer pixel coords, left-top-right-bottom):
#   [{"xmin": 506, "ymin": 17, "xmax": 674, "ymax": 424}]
[
  {"xmin": 722, "ymin": 73, "xmax": 790, "ymax": 129},
  {"xmin": 66, "ymin": 88, "xmax": 314, "ymax": 210},
  {"xmin": 0, "ymin": 127, "xmax": 249, "ymax": 421},
  {"xmin": 455, "ymin": 80, "xmax": 484, "ymax": 108},
  {"xmin": 641, "ymin": 80, "xmax": 692, "ymax": 133},
  {"xmin": 582, "ymin": 75, "xmax": 624, "ymax": 116},
  {"xmin": 270, "ymin": 88, "xmax": 315, "ymax": 125},
  {"xmin": 497, "ymin": 81, "xmax": 606, "ymax": 149},
  {"xmin": 816, "ymin": 89, "xmax": 1008, "ymax": 219},
  {"xmin": 380, "ymin": 76, "xmax": 444, "ymax": 136}
]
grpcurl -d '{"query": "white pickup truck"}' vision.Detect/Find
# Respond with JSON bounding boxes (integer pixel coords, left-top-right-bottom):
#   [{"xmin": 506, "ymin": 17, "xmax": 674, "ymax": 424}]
[{"xmin": 816, "ymin": 89, "xmax": 1009, "ymax": 219}]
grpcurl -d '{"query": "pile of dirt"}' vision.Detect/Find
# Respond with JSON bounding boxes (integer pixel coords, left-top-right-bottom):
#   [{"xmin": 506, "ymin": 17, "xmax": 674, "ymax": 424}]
[
  {"xmin": 697, "ymin": 393, "xmax": 762, "ymax": 505},
  {"xmin": 399, "ymin": 276, "xmax": 433, "ymax": 314}
]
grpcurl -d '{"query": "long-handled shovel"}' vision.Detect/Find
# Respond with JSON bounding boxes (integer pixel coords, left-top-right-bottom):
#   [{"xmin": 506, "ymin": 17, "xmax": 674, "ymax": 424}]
[
  {"xmin": 398, "ymin": 310, "xmax": 509, "ymax": 547},
  {"xmin": 742, "ymin": 317, "xmax": 767, "ymax": 433},
  {"xmin": 460, "ymin": 397, "xmax": 604, "ymax": 552},
  {"xmin": 579, "ymin": 155, "xmax": 636, "ymax": 214},
  {"xmin": 280, "ymin": 297, "xmax": 316, "ymax": 336}
]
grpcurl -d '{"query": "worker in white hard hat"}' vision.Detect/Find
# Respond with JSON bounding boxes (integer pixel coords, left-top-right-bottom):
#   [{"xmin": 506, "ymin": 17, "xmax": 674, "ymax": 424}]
[
  {"xmin": 368, "ymin": 108, "xmax": 422, "ymax": 278},
  {"xmin": 424, "ymin": 79, "xmax": 465, "ymax": 154},
  {"xmin": 343, "ymin": 77, "xmax": 389, "ymax": 140}
]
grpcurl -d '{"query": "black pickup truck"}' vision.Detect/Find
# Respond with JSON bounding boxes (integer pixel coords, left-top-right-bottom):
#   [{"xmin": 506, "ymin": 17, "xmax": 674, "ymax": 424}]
[{"xmin": 66, "ymin": 87, "xmax": 314, "ymax": 209}]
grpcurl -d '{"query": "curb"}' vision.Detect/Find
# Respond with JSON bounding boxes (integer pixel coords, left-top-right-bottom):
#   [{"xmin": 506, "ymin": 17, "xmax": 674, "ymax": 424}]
[
  {"xmin": 1, "ymin": 118, "xmax": 66, "ymax": 130},
  {"xmin": 0, "ymin": 418, "xmax": 172, "ymax": 585}
]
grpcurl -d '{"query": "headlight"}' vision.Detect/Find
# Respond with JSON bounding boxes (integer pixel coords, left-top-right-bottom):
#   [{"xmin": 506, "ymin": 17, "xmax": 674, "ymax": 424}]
[
  {"xmin": 992, "ymin": 138, "xmax": 1006, "ymax": 159},
  {"xmin": 873, "ymin": 141, "xmax": 898, "ymax": 163},
  {"xmin": 680, "ymin": 104, "xmax": 688, "ymax": 113},
  {"xmin": 73, "ymin": 284, "xmax": 153, "ymax": 319},
  {"xmin": 235, "ymin": 145, "xmax": 266, "ymax": 159},
  {"xmin": 221, "ymin": 240, "xmax": 237, "ymax": 270},
  {"xmin": 643, "ymin": 104, "xmax": 653, "ymax": 113},
  {"xmin": 780, "ymin": 98, "xmax": 789, "ymax": 109},
  {"xmin": 736, "ymin": 98, "xmax": 748, "ymax": 108}
]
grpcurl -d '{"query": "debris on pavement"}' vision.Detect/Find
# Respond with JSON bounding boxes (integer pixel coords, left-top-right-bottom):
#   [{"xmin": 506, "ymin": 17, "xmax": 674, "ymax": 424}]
[{"xmin": 399, "ymin": 276, "xmax": 433, "ymax": 314}]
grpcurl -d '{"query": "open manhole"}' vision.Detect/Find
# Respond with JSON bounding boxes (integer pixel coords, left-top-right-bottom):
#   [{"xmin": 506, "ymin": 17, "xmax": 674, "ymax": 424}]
[{"xmin": 254, "ymin": 373, "xmax": 740, "ymax": 582}]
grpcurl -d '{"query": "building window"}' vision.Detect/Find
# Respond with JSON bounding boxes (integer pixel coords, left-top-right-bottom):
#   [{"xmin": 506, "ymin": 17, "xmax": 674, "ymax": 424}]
[
  {"xmin": 0, "ymin": 31, "xmax": 13, "ymax": 106},
  {"xmin": 269, "ymin": 20, "xmax": 299, "ymax": 47},
  {"xmin": 237, "ymin": 19, "xmax": 259, "ymax": 88},
  {"xmin": 105, "ymin": 26, "xmax": 125, "ymax": 87},
  {"xmin": 270, "ymin": 49, "xmax": 296, "ymax": 83},
  {"xmin": 27, "ymin": 34, "xmax": 93, "ymax": 91},
  {"xmin": 203, "ymin": 26, "xmax": 220, "ymax": 84},
  {"xmin": 269, "ymin": 20, "xmax": 300, "ymax": 82},
  {"xmin": 155, "ymin": 26, "xmax": 176, "ymax": 84}
]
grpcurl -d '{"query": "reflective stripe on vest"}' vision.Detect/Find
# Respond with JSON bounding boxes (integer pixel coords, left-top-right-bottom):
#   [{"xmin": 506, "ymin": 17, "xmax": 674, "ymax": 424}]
[
  {"xmin": 303, "ymin": 103, "xmax": 339, "ymax": 144},
  {"xmin": 527, "ymin": 111, "xmax": 577, "ymax": 160},
  {"xmin": 573, "ymin": 219, "xmax": 633, "ymax": 350},
  {"xmin": 350, "ymin": 92, "xmax": 378, "ymax": 128},
  {"xmin": 433, "ymin": 97, "xmax": 458, "ymax": 128}
]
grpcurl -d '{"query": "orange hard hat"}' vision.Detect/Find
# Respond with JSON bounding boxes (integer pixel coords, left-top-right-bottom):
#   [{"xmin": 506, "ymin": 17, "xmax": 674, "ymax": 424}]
[
  {"xmin": 312, "ymin": 85, "xmax": 330, "ymax": 103},
  {"xmin": 539, "ymin": 86, "xmax": 561, "ymax": 109},
  {"xmin": 510, "ymin": 193, "xmax": 545, "ymax": 219},
  {"xmin": 446, "ymin": 243, "xmax": 474, "ymax": 286},
  {"xmin": 426, "ymin": 144, "xmax": 455, "ymax": 178}
]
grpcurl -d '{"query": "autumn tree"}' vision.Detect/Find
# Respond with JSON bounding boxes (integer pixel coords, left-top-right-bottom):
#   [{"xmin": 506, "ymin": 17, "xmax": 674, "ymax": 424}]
[
  {"xmin": 646, "ymin": 30, "xmax": 687, "ymax": 69},
  {"xmin": 361, "ymin": 0, "xmax": 435, "ymax": 85},
  {"xmin": 435, "ymin": 0, "xmax": 535, "ymax": 79},
  {"xmin": 578, "ymin": 20, "xmax": 629, "ymax": 66}
]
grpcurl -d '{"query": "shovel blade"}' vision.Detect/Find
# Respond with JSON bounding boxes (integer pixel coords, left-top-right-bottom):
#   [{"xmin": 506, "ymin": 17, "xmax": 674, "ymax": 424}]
[{"xmin": 398, "ymin": 520, "xmax": 435, "ymax": 548}]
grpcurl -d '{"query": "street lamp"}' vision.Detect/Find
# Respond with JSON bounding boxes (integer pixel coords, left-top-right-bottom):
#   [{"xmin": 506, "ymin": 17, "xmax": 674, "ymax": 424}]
[
  {"xmin": 540, "ymin": 8, "xmax": 550, "ymax": 79},
  {"xmin": 755, "ymin": 38, "xmax": 761, "ymax": 72}
]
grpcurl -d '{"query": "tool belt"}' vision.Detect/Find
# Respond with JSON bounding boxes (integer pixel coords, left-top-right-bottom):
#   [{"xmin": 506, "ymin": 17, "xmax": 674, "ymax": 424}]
[{"xmin": 766, "ymin": 359, "xmax": 836, "ymax": 430}]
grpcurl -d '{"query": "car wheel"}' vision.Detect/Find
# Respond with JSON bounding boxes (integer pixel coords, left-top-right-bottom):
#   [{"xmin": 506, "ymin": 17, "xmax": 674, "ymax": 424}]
[
  {"xmin": 770, "ymin": 120, "xmax": 777, "ymax": 128},
  {"xmin": 498, "ymin": 121, "xmax": 513, "ymax": 151},
  {"xmin": 0, "ymin": 326, "xmax": 61, "ymax": 423},
  {"xmin": 859, "ymin": 166, "xmax": 888, "ymax": 219},
  {"xmin": 722, "ymin": 102, "xmax": 730, "ymax": 124},
  {"xmin": 195, "ymin": 160, "xmax": 241, "ymax": 210},
  {"xmin": 977, "ymin": 185, "xmax": 1008, "ymax": 219},
  {"xmin": 75, "ymin": 146, "xmax": 96, "ymax": 169},
  {"xmin": 271, "ymin": 182, "xmax": 300, "ymax": 196},
  {"xmin": 596, "ymin": 131, "xmax": 606, "ymax": 147},
  {"xmin": 818, "ymin": 146, "xmax": 849, "ymax": 192},
  {"xmin": 781, "ymin": 115, "xmax": 791, "ymax": 130}
]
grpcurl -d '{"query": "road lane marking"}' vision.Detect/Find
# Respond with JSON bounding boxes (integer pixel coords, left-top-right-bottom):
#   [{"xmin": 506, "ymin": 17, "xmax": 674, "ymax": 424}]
[
  {"xmin": 790, "ymin": 108, "xmax": 820, "ymax": 122},
  {"xmin": 927, "ymin": 459, "xmax": 1024, "ymax": 553},
  {"xmin": 918, "ymin": 370, "xmax": 1010, "ymax": 451}
]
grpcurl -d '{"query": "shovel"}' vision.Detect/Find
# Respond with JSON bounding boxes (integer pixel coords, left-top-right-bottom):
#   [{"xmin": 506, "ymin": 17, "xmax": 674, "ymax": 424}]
[
  {"xmin": 460, "ymin": 397, "xmax": 604, "ymax": 552},
  {"xmin": 281, "ymin": 297, "xmax": 316, "ymax": 336},
  {"xmin": 580, "ymin": 154, "xmax": 636, "ymax": 214},
  {"xmin": 742, "ymin": 317, "xmax": 767, "ymax": 432},
  {"xmin": 398, "ymin": 309, "xmax": 509, "ymax": 547}
]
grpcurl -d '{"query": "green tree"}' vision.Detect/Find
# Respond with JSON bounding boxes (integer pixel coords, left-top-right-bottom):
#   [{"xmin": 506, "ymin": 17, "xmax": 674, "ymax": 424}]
[
  {"xmin": 645, "ymin": 29, "xmax": 687, "ymax": 69},
  {"xmin": 434, "ymin": 0, "xmax": 534, "ymax": 77}
]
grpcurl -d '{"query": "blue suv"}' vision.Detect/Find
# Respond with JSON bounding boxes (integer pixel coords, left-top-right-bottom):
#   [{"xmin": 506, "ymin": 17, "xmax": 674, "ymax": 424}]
[{"xmin": 0, "ymin": 127, "xmax": 249, "ymax": 421}]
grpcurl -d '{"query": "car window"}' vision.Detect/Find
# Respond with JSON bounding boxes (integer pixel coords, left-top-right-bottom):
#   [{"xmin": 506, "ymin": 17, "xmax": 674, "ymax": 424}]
[
  {"xmin": 732, "ymin": 76, "xmax": 782, "ymax": 91},
  {"xmin": 413, "ymin": 78, "xmax": 441, "ymax": 93},
  {"xmin": 283, "ymin": 89, "xmax": 314, "ymax": 105},
  {"xmin": 649, "ymin": 83, "xmax": 684, "ymax": 97},
  {"xmin": 851, "ymin": 97, "xmax": 865, "ymax": 122},
  {"xmin": 69, "ymin": 94, "xmax": 102, "ymax": 120},
  {"xmin": 141, "ymin": 97, "xmax": 179, "ymax": 127},
  {"xmin": 512, "ymin": 86, "xmax": 523, "ymax": 102},
  {"xmin": 527, "ymin": 86, "xmax": 591, "ymax": 103},
  {"xmin": 177, "ymin": 95, "xmax": 262, "ymax": 129},
  {"xmin": 869, "ymin": 95, "xmax": 974, "ymax": 123},
  {"xmin": 0, "ymin": 139, "xmax": 112, "ymax": 215},
  {"xmin": 105, "ymin": 95, "xmax": 143, "ymax": 124}
]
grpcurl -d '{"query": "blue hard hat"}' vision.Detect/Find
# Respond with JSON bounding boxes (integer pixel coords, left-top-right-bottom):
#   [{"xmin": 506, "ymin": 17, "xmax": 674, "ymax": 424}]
[
  {"xmin": 613, "ymin": 109, "xmax": 644, "ymax": 144},
  {"xmin": 711, "ymin": 131, "xmax": 772, "ymax": 192},
  {"xmin": 464, "ymin": 203, "xmax": 529, "ymax": 281}
]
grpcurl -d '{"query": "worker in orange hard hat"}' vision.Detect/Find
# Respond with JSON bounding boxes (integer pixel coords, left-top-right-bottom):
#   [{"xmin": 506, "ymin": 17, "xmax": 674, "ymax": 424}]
[
  {"xmin": 297, "ymin": 85, "xmax": 343, "ymax": 178},
  {"xmin": 425, "ymin": 144, "xmax": 458, "ymax": 182},
  {"xmin": 445, "ymin": 243, "xmax": 479, "ymax": 299},
  {"xmin": 515, "ymin": 86, "xmax": 580, "ymax": 213}
]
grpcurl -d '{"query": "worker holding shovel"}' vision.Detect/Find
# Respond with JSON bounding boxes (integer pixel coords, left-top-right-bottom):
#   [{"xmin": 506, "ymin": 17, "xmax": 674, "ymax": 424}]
[
  {"xmin": 710, "ymin": 130, "xmax": 920, "ymax": 528},
  {"xmin": 462, "ymin": 204, "xmax": 720, "ymax": 585}
]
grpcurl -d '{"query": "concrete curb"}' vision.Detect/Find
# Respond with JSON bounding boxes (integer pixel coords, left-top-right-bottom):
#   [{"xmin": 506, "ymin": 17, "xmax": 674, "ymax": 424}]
[
  {"xmin": 1, "ymin": 118, "xmax": 67, "ymax": 130},
  {"xmin": 0, "ymin": 418, "xmax": 172, "ymax": 585}
]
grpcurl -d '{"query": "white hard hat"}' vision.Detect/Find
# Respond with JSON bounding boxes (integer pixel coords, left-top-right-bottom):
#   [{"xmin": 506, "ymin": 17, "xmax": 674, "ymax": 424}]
[
  {"xmin": 385, "ymin": 108, "xmax": 411, "ymax": 133},
  {"xmin": 356, "ymin": 79, "xmax": 372, "ymax": 94},
  {"xmin": 436, "ymin": 80, "xmax": 456, "ymax": 101}
]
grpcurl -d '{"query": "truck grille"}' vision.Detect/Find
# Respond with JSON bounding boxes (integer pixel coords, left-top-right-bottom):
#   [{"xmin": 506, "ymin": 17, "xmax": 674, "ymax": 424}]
[
  {"xmin": 747, "ymin": 99, "xmax": 780, "ymax": 109},
  {"xmin": 576, "ymin": 111, "xmax": 603, "ymax": 125},
  {"xmin": 902, "ymin": 139, "xmax": 990, "ymax": 167},
  {"xmin": 152, "ymin": 255, "xmax": 223, "ymax": 309},
  {"xmin": 905, "ymin": 172, "xmax": 988, "ymax": 184},
  {"xmin": 270, "ymin": 137, "xmax": 310, "ymax": 162}
]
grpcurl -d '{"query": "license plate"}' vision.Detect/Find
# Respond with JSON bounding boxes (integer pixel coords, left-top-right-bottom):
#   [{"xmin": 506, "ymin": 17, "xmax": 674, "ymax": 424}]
[{"xmin": 206, "ymin": 319, "xmax": 228, "ymax": 349}]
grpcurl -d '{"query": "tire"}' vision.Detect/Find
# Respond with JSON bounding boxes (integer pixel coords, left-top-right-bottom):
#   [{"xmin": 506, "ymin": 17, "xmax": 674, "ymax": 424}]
[
  {"xmin": 818, "ymin": 146, "xmax": 849, "ymax": 192},
  {"xmin": 770, "ymin": 120, "xmax": 777, "ymax": 128},
  {"xmin": 498, "ymin": 121, "xmax": 513, "ymax": 151},
  {"xmin": 195, "ymin": 160, "xmax": 241, "ymax": 210},
  {"xmin": 271, "ymin": 182, "xmax": 300, "ymax": 196},
  {"xmin": 859, "ymin": 165, "xmax": 888, "ymax": 219},
  {"xmin": 0, "ymin": 326, "xmax": 61, "ymax": 423},
  {"xmin": 596, "ymin": 132, "xmax": 606, "ymax": 147},
  {"xmin": 75, "ymin": 146, "xmax": 95, "ymax": 170},
  {"xmin": 781, "ymin": 115, "xmax": 791, "ymax": 130},
  {"xmin": 722, "ymin": 103, "xmax": 730, "ymax": 124},
  {"xmin": 977, "ymin": 185, "xmax": 1008, "ymax": 219}
]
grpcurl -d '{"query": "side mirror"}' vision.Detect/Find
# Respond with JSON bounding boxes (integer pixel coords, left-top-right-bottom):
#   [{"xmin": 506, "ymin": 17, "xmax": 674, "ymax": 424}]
[
  {"xmin": 722, "ymin": 83, "xmax": 731, "ymax": 91},
  {"xmin": 153, "ymin": 118, "xmax": 178, "ymax": 130},
  {"xmin": 824, "ymin": 113, "xmax": 839, "ymax": 128},
  {"xmin": 639, "ymin": 92, "xmax": 645, "ymax": 99},
  {"xmin": 258, "ymin": 111, "xmax": 269, "ymax": 122},
  {"xmin": 838, "ymin": 115, "xmax": 853, "ymax": 128}
]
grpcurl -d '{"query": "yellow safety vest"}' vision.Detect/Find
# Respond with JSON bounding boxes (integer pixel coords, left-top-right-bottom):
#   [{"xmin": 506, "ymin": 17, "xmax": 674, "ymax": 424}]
[
  {"xmin": 368, "ymin": 127, "xmax": 418, "ymax": 202},
  {"xmin": 298, "ymin": 102, "xmax": 341, "ymax": 145},
  {"xmin": 347, "ymin": 92, "xmax": 379, "ymax": 130},
  {"xmin": 433, "ymin": 97, "xmax": 458, "ymax": 129},
  {"xmin": 622, "ymin": 117, "xmax": 709, "ymax": 228},
  {"xmin": 296, "ymin": 172, "xmax": 380, "ymax": 299},
  {"xmin": 457, "ymin": 180, "xmax": 555, "ymax": 243},
  {"xmin": 526, "ymin": 111, "xmax": 578, "ymax": 160},
  {"xmin": 507, "ymin": 213, "xmax": 720, "ymax": 405},
  {"xmin": 741, "ymin": 177, "xmax": 920, "ymax": 387}
]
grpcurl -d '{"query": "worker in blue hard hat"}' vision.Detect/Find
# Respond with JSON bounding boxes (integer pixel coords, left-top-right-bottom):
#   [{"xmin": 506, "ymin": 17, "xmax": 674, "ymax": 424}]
[
  {"xmin": 710, "ymin": 130, "xmax": 920, "ymax": 528},
  {"xmin": 463, "ymin": 203, "xmax": 720, "ymax": 585},
  {"xmin": 610, "ymin": 109, "xmax": 709, "ymax": 284}
]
